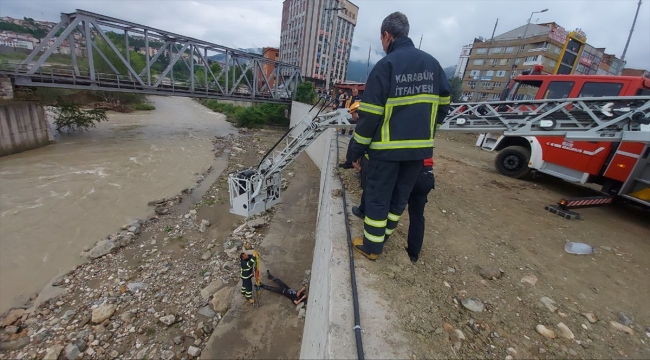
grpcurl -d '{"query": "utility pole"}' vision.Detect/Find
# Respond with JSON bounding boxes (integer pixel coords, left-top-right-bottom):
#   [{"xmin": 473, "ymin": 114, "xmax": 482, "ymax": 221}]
[
  {"xmin": 365, "ymin": 44, "xmax": 371, "ymax": 80},
  {"xmin": 472, "ymin": 18, "xmax": 498, "ymax": 102},
  {"xmin": 418, "ymin": 34, "xmax": 423, "ymax": 49},
  {"xmin": 621, "ymin": 0, "xmax": 642, "ymax": 62},
  {"xmin": 324, "ymin": 2, "xmax": 345, "ymax": 91}
]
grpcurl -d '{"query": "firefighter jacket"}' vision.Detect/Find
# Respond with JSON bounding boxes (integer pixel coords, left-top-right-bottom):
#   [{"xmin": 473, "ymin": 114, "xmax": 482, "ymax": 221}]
[
  {"xmin": 351, "ymin": 37, "xmax": 451, "ymax": 162},
  {"xmin": 240, "ymin": 255, "xmax": 256, "ymax": 279}
]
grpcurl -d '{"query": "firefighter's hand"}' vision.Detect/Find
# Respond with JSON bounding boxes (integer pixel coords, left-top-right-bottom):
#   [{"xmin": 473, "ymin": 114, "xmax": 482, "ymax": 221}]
[
  {"xmin": 352, "ymin": 159, "xmax": 361, "ymax": 171},
  {"xmin": 352, "ymin": 112, "xmax": 359, "ymax": 121}
]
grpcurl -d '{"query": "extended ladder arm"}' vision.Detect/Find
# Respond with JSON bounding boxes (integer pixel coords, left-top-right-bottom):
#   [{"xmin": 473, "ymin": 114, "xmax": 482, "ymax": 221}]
[
  {"xmin": 228, "ymin": 107, "xmax": 355, "ymax": 217},
  {"xmin": 439, "ymin": 96, "xmax": 650, "ymax": 143}
]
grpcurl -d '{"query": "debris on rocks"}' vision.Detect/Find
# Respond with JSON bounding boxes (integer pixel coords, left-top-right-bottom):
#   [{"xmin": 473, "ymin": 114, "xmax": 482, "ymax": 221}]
[{"xmin": 461, "ymin": 298, "xmax": 485, "ymax": 313}]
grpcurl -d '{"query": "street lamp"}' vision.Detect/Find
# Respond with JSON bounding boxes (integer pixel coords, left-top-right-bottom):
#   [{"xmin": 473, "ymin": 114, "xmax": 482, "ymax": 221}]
[
  {"xmin": 509, "ymin": 8, "xmax": 548, "ymax": 79},
  {"xmin": 521, "ymin": 8, "xmax": 548, "ymax": 41},
  {"xmin": 324, "ymin": 4, "xmax": 345, "ymax": 91}
]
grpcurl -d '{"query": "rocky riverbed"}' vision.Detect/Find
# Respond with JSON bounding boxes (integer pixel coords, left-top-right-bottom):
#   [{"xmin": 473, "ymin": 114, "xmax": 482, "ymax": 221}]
[{"xmin": 0, "ymin": 128, "xmax": 300, "ymax": 360}]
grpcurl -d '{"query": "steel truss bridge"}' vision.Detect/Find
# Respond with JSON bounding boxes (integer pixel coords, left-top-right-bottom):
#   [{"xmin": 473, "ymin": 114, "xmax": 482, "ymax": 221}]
[{"xmin": 1, "ymin": 10, "xmax": 302, "ymax": 103}]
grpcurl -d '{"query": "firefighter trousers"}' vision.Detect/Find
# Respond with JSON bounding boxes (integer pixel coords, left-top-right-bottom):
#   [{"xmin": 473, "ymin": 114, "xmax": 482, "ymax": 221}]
[
  {"xmin": 406, "ymin": 170, "xmax": 435, "ymax": 259},
  {"xmin": 241, "ymin": 277, "xmax": 253, "ymax": 299},
  {"xmin": 362, "ymin": 159, "xmax": 423, "ymax": 254}
]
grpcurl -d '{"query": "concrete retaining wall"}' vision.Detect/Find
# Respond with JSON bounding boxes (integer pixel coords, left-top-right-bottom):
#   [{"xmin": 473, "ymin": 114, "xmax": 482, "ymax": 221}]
[
  {"xmin": 0, "ymin": 102, "xmax": 51, "ymax": 156},
  {"xmin": 290, "ymin": 101, "xmax": 357, "ymax": 359}
]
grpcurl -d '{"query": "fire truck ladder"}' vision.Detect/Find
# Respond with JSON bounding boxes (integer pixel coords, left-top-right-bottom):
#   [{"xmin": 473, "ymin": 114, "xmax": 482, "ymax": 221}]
[
  {"xmin": 440, "ymin": 96, "xmax": 650, "ymax": 219},
  {"xmin": 439, "ymin": 96, "xmax": 650, "ymax": 142},
  {"xmin": 228, "ymin": 102, "xmax": 355, "ymax": 217}
]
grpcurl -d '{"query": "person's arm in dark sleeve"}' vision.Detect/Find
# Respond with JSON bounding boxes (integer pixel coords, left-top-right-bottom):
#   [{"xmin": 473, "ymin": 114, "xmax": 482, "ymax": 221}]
[{"xmin": 350, "ymin": 63, "xmax": 390, "ymax": 162}]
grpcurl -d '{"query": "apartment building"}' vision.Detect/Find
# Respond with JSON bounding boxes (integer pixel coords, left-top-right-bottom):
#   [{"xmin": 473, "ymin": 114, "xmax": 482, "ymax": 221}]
[
  {"xmin": 454, "ymin": 43, "xmax": 473, "ymax": 78},
  {"xmin": 459, "ymin": 22, "xmax": 592, "ymax": 102},
  {"xmin": 573, "ymin": 44, "xmax": 604, "ymax": 75},
  {"xmin": 598, "ymin": 53, "xmax": 625, "ymax": 76},
  {"xmin": 279, "ymin": 0, "xmax": 358, "ymax": 89},
  {"xmin": 258, "ymin": 47, "xmax": 280, "ymax": 89}
]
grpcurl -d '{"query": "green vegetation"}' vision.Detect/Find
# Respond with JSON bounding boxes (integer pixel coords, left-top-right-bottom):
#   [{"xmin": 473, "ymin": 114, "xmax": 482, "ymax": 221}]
[
  {"xmin": 449, "ymin": 76, "xmax": 463, "ymax": 103},
  {"xmin": 200, "ymin": 99, "xmax": 288, "ymax": 128},
  {"xmin": 0, "ymin": 18, "xmax": 49, "ymax": 39},
  {"xmin": 295, "ymin": 81, "xmax": 317, "ymax": 104},
  {"xmin": 52, "ymin": 98, "xmax": 108, "ymax": 132},
  {"xmin": 129, "ymin": 103, "xmax": 156, "ymax": 111}
]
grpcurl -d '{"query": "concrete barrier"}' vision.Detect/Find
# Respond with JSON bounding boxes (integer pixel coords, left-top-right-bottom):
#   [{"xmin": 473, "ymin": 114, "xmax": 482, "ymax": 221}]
[
  {"xmin": 0, "ymin": 101, "xmax": 51, "ymax": 156},
  {"xmin": 291, "ymin": 101, "xmax": 412, "ymax": 359},
  {"xmin": 290, "ymin": 102, "xmax": 357, "ymax": 358}
]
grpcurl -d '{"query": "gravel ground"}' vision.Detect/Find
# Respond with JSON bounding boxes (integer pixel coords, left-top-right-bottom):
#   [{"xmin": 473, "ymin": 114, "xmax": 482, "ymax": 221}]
[
  {"xmin": 0, "ymin": 127, "xmax": 303, "ymax": 360},
  {"xmin": 338, "ymin": 133, "xmax": 650, "ymax": 360}
]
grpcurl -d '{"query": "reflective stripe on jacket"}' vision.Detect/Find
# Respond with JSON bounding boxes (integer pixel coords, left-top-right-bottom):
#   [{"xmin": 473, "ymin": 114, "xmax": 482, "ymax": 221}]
[
  {"xmin": 351, "ymin": 37, "xmax": 451, "ymax": 162},
  {"xmin": 240, "ymin": 256, "xmax": 256, "ymax": 279}
]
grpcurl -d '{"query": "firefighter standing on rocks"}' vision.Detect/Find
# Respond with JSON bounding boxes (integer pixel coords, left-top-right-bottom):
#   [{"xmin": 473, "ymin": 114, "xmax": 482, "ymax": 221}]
[
  {"xmin": 239, "ymin": 252, "xmax": 257, "ymax": 304},
  {"xmin": 349, "ymin": 12, "xmax": 451, "ymax": 260}
]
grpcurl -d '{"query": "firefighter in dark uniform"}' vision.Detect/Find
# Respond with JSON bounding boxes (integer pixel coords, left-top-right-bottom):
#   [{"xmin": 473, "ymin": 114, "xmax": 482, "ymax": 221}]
[
  {"xmin": 349, "ymin": 12, "xmax": 451, "ymax": 260},
  {"xmin": 240, "ymin": 252, "xmax": 257, "ymax": 304}
]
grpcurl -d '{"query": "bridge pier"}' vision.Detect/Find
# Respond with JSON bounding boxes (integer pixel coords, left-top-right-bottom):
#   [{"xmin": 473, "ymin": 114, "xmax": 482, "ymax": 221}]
[
  {"xmin": 0, "ymin": 102, "xmax": 51, "ymax": 156},
  {"xmin": 0, "ymin": 76, "xmax": 13, "ymax": 100}
]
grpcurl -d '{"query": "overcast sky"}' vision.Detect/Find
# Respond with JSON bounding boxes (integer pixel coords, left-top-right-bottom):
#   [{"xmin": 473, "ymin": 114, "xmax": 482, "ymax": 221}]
[{"xmin": 1, "ymin": 0, "xmax": 648, "ymax": 70}]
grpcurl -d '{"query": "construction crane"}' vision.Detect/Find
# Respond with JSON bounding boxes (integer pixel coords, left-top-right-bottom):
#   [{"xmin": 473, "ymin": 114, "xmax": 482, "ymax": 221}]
[{"xmin": 228, "ymin": 96, "xmax": 650, "ymax": 218}]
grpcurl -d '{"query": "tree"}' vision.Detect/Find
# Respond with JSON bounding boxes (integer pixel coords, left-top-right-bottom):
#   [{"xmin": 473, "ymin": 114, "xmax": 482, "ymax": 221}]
[
  {"xmin": 448, "ymin": 76, "xmax": 463, "ymax": 103},
  {"xmin": 53, "ymin": 98, "xmax": 107, "ymax": 132},
  {"xmin": 295, "ymin": 81, "xmax": 317, "ymax": 104}
]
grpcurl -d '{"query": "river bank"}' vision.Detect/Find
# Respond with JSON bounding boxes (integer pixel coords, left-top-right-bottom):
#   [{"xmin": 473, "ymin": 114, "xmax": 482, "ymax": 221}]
[
  {"xmin": 0, "ymin": 123, "xmax": 312, "ymax": 359},
  {"xmin": 0, "ymin": 96, "xmax": 232, "ymax": 314}
]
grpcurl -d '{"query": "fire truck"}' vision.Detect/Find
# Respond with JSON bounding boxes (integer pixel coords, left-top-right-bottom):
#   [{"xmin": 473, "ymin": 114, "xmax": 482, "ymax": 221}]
[{"xmin": 463, "ymin": 66, "xmax": 650, "ymax": 213}]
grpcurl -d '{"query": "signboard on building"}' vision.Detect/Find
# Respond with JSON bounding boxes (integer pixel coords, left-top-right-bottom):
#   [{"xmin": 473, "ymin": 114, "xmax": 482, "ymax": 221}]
[
  {"xmin": 573, "ymin": 28, "xmax": 587, "ymax": 42},
  {"xmin": 549, "ymin": 25, "xmax": 568, "ymax": 44},
  {"xmin": 579, "ymin": 56, "xmax": 593, "ymax": 67}
]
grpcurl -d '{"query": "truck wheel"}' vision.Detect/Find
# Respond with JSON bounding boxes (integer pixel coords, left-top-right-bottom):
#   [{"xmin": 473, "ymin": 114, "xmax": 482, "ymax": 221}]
[{"xmin": 495, "ymin": 146, "xmax": 532, "ymax": 179}]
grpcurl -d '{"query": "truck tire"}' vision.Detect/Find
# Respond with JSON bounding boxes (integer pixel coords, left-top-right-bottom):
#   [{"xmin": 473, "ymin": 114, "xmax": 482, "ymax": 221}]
[{"xmin": 495, "ymin": 146, "xmax": 532, "ymax": 179}]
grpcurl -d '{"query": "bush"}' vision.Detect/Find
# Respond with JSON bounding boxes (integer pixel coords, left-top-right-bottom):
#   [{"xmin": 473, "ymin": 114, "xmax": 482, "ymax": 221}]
[
  {"xmin": 200, "ymin": 99, "xmax": 288, "ymax": 128},
  {"xmin": 53, "ymin": 98, "xmax": 108, "ymax": 132},
  {"xmin": 129, "ymin": 103, "xmax": 156, "ymax": 111},
  {"xmin": 295, "ymin": 81, "xmax": 317, "ymax": 104}
]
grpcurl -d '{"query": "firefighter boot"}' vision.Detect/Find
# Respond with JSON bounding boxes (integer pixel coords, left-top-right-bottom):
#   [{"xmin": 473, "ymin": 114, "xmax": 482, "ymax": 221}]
[
  {"xmin": 248, "ymin": 298, "xmax": 255, "ymax": 305},
  {"xmin": 352, "ymin": 237, "xmax": 378, "ymax": 261}
]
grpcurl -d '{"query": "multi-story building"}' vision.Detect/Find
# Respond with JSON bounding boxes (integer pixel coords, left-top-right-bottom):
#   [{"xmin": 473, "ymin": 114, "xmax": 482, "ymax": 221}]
[
  {"xmin": 279, "ymin": 0, "xmax": 358, "ymax": 89},
  {"xmin": 573, "ymin": 44, "xmax": 604, "ymax": 75},
  {"xmin": 598, "ymin": 53, "xmax": 625, "ymax": 76},
  {"xmin": 258, "ymin": 47, "xmax": 280, "ymax": 89},
  {"xmin": 459, "ymin": 22, "xmax": 591, "ymax": 101},
  {"xmin": 454, "ymin": 43, "xmax": 473, "ymax": 79}
]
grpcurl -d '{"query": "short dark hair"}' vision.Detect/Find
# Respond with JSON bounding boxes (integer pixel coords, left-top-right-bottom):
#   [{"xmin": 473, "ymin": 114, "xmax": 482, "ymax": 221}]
[
  {"xmin": 381, "ymin": 12, "xmax": 409, "ymax": 38},
  {"xmin": 240, "ymin": 252, "xmax": 246, "ymax": 259}
]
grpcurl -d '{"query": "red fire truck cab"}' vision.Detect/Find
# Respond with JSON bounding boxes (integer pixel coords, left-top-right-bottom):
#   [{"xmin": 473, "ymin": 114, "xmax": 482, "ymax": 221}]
[{"xmin": 476, "ymin": 69, "xmax": 650, "ymax": 207}]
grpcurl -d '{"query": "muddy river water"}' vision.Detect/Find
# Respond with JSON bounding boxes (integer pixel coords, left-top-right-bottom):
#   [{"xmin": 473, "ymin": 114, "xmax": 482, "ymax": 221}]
[{"xmin": 0, "ymin": 96, "xmax": 233, "ymax": 312}]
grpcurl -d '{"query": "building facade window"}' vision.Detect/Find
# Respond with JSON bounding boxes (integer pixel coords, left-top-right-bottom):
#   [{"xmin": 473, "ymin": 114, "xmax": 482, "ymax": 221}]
[
  {"xmin": 473, "ymin": 59, "xmax": 484, "ymax": 65},
  {"xmin": 486, "ymin": 70, "xmax": 495, "ymax": 77},
  {"xmin": 490, "ymin": 47, "xmax": 502, "ymax": 54},
  {"xmin": 518, "ymin": 45, "xmax": 525, "ymax": 53},
  {"xmin": 470, "ymin": 70, "xmax": 481, "ymax": 77},
  {"xmin": 476, "ymin": 48, "xmax": 488, "ymax": 54},
  {"xmin": 496, "ymin": 70, "xmax": 506, "ymax": 77},
  {"xmin": 499, "ymin": 58, "xmax": 509, "ymax": 65},
  {"xmin": 490, "ymin": 58, "xmax": 498, "ymax": 65}
]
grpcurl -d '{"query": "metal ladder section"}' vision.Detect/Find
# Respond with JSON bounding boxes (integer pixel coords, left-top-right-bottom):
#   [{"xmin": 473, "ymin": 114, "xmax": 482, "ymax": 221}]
[
  {"xmin": 619, "ymin": 144, "xmax": 650, "ymax": 206},
  {"xmin": 259, "ymin": 108, "xmax": 355, "ymax": 177},
  {"xmin": 439, "ymin": 96, "xmax": 650, "ymax": 143}
]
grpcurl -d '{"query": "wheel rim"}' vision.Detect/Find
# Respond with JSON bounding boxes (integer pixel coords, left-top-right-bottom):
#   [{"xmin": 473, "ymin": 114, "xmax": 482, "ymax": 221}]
[{"xmin": 503, "ymin": 154, "xmax": 522, "ymax": 171}]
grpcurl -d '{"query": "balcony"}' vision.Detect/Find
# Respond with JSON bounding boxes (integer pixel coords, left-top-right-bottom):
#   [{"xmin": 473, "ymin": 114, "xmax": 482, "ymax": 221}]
[{"xmin": 523, "ymin": 59, "xmax": 543, "ymax": 66}]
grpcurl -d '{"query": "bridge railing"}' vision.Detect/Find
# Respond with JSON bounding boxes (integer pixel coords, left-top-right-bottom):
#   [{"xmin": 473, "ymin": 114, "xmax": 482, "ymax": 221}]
[{"xmin": 5, "ymin": 10, "xmax": 301, "ymax": 103}]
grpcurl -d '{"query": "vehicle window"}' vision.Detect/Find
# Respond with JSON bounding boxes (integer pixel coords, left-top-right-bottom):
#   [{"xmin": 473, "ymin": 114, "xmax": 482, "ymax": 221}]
[
  {"xmin": 578, "ymin": 82, "xmax": 623, "ymax": 97},
  {"xmin": 637, "ymin": 88, "xmax": 650, "ymax": 96},
  {"xmin": 507, "ymin": 80, "xmax": 542, "ymax": 100},
  {"xmin": 544, "ymin": 81, "xmax": 574, "ymax": 99}
]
